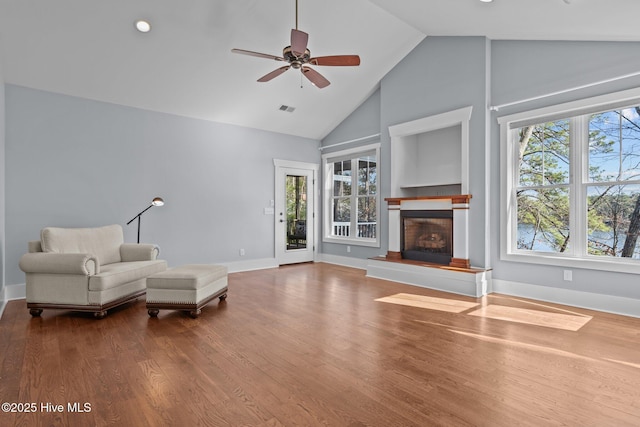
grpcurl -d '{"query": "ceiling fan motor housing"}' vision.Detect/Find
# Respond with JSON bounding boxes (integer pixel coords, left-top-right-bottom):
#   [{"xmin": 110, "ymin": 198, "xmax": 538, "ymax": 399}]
[{"xmin": 283, "ymin": 46, "xmax": 311, "ymax": 69}]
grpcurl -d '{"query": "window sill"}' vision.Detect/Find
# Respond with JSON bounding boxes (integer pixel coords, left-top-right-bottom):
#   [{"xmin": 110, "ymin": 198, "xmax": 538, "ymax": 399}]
[
  {"xmin": 501, "ymin": 251, "xmax": 640, "ymax": 275},
  {"xmin": 323, "ymin": 236, "xmax": 380, "ymax": 248}
]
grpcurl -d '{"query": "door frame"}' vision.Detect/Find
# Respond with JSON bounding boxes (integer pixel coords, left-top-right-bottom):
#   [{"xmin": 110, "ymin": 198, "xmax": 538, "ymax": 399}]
[{"xmin": 273, "ymin": 159, "xmax": 319, "ymax": 265}]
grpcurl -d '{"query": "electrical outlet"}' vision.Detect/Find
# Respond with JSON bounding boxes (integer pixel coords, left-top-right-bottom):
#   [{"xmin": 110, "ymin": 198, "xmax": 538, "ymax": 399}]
[
  {"xmin": 239, "ymin": 248, "xmax": 245, "ymax": 256},
  {"xmin": 347, "ymin": 246, "xmax": 351, "ymax": 253},
  {"xmin": 563, "ymin": 269, "xmax": 572, "ymax": 281}
]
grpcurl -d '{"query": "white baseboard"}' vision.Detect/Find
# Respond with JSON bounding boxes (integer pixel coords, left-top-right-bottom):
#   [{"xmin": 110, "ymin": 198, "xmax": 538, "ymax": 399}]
[
  {"xmin": 317, "ymin": 253, "xmax": 368, "ymax": 270},
  {"xmin": 492, "ymin": 278, "xmax": 640, "ymax": 318},
  {"xmin": 0, "ymin": 286, "xmax": 5, "ymax": 319},
  {"xmin": 220, "ymin": 257, "xmax": 279, "ymax": 273},
  {"xmin": 5, "ymin": 283, "xmax": 26, "ymax": 300},
  {"xmin": 0, "ymin": 283, "xmax": 26, "ymax": 319}
]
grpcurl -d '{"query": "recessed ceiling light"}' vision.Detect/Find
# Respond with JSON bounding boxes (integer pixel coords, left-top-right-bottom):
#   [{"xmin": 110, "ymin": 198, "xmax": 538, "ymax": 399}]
[
  {"xmin": 479, "ymin": 0, "xmax": 493, "ymax": 2},
  {"xmin": 135, "ymin": 20, "xmax": 151, "ymax": 33}
]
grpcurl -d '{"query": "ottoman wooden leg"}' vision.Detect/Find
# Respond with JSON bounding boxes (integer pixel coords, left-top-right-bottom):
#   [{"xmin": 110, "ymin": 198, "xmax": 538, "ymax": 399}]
[
  {"xmin": 189, "ymin": 308, "xmax": 201, "ymax": 319},
  {"xmin": 29, "ymin": 308, "xmax": 43, "ymax": 317},
  {"xmin": 219, "ymin": 293, "xmax": 227, "ymax": 301},
  {"xmin": 93, "ymin": 310, "xmax": 107, "ymax": 319},
  {"xmin": 148, "ymin": 308, "xmax": 159, "ymax": 317}
]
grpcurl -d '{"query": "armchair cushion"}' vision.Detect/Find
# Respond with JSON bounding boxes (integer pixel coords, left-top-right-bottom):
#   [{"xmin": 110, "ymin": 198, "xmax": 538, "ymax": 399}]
[
  {"xmin": 89, "ymin": 260, "xmax": 167, "ymax": 291},
  {"xmin": 41, "ymin": 224, "xmax": 123, "ymax": 265}
]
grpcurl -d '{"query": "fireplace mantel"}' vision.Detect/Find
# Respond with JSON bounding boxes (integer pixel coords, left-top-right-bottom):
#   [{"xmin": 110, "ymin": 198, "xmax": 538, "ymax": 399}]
[{"xmin": 385, "ymin": 194, "xmax": 472, "ymax": 205}]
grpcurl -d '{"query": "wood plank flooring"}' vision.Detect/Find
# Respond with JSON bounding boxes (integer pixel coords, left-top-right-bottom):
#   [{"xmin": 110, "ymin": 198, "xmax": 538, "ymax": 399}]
[{"xmin": 1, "ymin": 262, "xmax": 640, "ymax": 426}]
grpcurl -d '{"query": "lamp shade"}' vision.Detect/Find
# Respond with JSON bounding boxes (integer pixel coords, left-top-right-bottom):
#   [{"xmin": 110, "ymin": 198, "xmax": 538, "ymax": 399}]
[{"xmin": 151, "ymin": 197, "xmax": 164, "ymax": 206}]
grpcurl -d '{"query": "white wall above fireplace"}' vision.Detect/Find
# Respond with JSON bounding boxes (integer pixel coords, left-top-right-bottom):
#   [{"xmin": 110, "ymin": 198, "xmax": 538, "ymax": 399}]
[{"xmin": 389, "ymin": 106, "xmax": 472, "ymax": 197}]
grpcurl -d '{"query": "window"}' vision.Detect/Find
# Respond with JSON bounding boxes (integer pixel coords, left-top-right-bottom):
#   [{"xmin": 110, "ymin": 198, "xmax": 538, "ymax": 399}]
[
  {"xmin": 500, "ymin": 88, "xmax": 640, "ymax": 273},
  {"xmin": 322, "ymin": 143, "xmax": 380, "ymax": 247}
]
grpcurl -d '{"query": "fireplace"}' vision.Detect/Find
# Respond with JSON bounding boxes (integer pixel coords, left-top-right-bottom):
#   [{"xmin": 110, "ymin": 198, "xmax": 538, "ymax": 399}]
[
  {"xmin": 401, "ymin": 210, "xmax": 453, "ymax": 264},
  {"xmin": 384, "ymin": 195, "xmax": 471, "ymax": 269}
]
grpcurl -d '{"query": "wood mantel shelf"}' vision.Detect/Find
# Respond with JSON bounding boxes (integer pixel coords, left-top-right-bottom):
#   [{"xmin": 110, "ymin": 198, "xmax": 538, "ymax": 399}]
[{"xmin": 385, "ymin": 194, "xmax": 472, "ymax": 205}]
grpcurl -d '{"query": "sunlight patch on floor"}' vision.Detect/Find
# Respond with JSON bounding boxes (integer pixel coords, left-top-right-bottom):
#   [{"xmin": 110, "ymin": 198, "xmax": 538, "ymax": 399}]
[
  {"xmin": 603, "ymin": 358, "xmax": 640, "ymax": 369},
  {"xmin": 375, "ymin": 293, "xmax": 479, "ymax": 313},
  {"xmin": 467, "ymin": 305, "xmax": 592, "ymax": 331},
  {"xmin": 449, "ymin": 329, "xmax": 598, "ymax": 360}
]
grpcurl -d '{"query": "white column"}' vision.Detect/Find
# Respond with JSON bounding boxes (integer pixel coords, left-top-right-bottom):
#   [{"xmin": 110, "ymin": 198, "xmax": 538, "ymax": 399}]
[
  {"xmin": 388, "ymin": 206, "xmax": 401, "ymax": 253},
  {"xmin": 452, "ymin": 202, "xmax": 469, "ymax": 261}
]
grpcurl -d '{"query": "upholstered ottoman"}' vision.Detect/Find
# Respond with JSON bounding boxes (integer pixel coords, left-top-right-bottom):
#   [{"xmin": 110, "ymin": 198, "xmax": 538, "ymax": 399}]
[{"xmin": 146, "ymin": 264, "xmax": 228, "ymax": 318}]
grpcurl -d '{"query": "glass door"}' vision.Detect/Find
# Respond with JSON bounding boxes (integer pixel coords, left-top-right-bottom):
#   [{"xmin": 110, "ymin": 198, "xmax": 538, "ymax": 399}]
[{"xmin": 275, "ymin": 162, "xmax": 316, "ymax": 265}]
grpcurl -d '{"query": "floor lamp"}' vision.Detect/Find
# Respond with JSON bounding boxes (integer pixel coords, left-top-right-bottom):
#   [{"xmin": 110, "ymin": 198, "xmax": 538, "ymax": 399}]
[{"xmin": 127, "ymin": 197, "xmax": 165, "ymax": 243}]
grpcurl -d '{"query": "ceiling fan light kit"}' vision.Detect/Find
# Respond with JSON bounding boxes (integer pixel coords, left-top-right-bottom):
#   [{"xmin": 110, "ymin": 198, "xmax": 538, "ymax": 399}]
[{"xmin": 231, "ymin": 0, "xmax": 360, "ymax": 88}]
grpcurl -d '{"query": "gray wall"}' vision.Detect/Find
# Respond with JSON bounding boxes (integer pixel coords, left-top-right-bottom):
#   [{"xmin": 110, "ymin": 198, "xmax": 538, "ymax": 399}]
[
  {"xmin": 5, "ymin": 85, "xmax": 319, "ymax": 285},
  {"xmin": 491, "ymin": 41, "xmax": 640, "ymax": 300},
  {"xmin": 321, "ymin": 37, "xmax": 491, "ymax": 268}
]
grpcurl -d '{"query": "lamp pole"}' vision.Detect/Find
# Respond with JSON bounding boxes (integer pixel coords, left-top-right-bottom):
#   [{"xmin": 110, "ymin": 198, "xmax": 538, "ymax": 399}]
[{"xmin": 126, "ymin": 197, "xmax": 165, "ymax": 243}]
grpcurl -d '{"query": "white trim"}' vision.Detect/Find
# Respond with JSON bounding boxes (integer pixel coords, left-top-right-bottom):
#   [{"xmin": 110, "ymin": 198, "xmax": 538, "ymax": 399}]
[
  {"xmin": 2, "ymin": 283, "xmax": 26, "ymax": 302},
  {"xmin": 497, "ymin": 86, "xmax": 640, "ymax": 126},
  {"xmin": 499, "ymin": 87, "xmax": 640, "ymax": 273},
  {"xmin": 322, "ymin": 143, "xmax": 381, "ymax": 248},
  {"xmin": 220, "ymin": 258, "xmax": 279, "ymax": 273},
  {"xmin": 320, "ymin": 142, "xmax": 380, "ymax": 160},
  {"xmin": 493, "ymin": 278, "xmax": 640, "ymax": 318},
  {"xmin": 389, "ymin": 106, "xmax": 473, "ymax": 137},
  {"xmin": 319, "ymin": 133, "xmax": 381, "ymax": 151},
  {"xmin": 317, "ymin": 254, "xmax": 369, "ymax": 270},
  {"xmin": 0, "ymin": 286, "xmax": 5, "ymax": 319},
  {"xmin": 273, "ymin": 159, "xmax": 319, "ymax": 171},
  {"xmin": 490, "ymin": 71, "xmax": 640, "ymax": 112},
  {"xmin": 389, "ymin": 106, "xmax": 472, "ymax": 195}
]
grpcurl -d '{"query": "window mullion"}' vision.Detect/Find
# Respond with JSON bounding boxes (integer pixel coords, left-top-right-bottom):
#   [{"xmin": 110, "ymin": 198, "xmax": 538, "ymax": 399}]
[
  {"xmin": 570, "ymin": 116, "xmax": 585, "ymax": 257},
  {"xmin": 350, "ymin": 158, "xmax": 358, "ymax": 238}
]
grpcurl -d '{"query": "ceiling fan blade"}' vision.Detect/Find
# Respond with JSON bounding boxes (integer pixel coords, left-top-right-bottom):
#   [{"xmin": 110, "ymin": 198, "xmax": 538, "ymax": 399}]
[
  {"xmin": 231, "ymin": 48, "xmax": 284, "ymax": 62},
  {"xmin": 291, "ymin": 29, "xmax": 309, "ymax": 57},
  {"xmin": 309, "ymin": 55, "xmax": 361, "ymax": 66},
  {"xmin": 301, "ymin": 66, "xmax": 330, "ymax": 88},
  {"xmin": 257, "ymin": 65, "xmax": 291, "ymax": 82}
]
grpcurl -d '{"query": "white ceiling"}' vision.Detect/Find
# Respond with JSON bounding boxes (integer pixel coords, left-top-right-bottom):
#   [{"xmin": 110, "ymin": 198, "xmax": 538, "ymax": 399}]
[{"xmin": 1, "ymin": 0, "xmax": 639, "ymax": 140}]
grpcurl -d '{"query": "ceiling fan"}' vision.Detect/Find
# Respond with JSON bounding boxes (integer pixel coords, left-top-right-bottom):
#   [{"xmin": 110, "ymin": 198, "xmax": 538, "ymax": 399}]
[{"xmin": 231, "ymin": 0, "xmax": 360, "ymax": 89}]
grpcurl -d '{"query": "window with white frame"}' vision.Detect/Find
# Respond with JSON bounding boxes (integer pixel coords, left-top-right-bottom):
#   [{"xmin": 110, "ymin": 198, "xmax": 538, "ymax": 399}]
[
  {"xmin": 500, "ymin": 88, "xmax": 640, "ymax": 272},
  {"xmin": 322, "ymin": 143, "xmax": 380, "ymax": 247}
]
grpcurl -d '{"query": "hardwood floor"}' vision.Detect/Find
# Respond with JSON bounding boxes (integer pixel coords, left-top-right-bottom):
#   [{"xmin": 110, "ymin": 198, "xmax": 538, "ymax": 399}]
[{"xmin": 1, "ymin": 262, "xmax": 639, "ymax": 426}]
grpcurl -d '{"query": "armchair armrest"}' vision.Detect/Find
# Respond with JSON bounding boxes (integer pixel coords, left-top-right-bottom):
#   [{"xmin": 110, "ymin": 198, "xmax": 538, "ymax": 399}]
[
  {"xmin": 19, "ymin": 253, "xmax": 99, "ymax": 276},
  {"xmin": 120, "ymin": 243, "xmax": 160, "ymax": 262}
]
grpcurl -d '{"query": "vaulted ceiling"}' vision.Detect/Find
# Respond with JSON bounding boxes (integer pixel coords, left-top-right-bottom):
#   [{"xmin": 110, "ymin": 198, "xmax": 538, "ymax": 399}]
[{"xmin": 1, "ymin": 0, "xmax": 639, "ymax": 140}]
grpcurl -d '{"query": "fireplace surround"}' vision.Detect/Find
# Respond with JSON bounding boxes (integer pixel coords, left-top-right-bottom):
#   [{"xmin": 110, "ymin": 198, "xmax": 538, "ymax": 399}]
[{"xmin": 386, "ymin": 195, "xmax": 471, "ymax": 269}]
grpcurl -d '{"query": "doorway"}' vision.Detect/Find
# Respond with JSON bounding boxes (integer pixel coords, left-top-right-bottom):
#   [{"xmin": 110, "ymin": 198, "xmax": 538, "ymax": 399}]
[{"xmin": 274, "ymin": 160, "xmax": 318, "ymax": 265}]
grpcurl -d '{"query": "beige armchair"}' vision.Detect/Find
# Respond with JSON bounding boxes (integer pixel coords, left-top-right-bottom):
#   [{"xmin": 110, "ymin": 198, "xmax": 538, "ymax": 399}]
[{"xmin": 19, "ymin": 224, "xmax": 167, "ymax": 318}]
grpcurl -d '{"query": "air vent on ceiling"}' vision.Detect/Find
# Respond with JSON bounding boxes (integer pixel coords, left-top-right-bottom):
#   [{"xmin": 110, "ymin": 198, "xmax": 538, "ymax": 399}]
[{"xmin": 279, "ymin": 105, "xmax": 296, "ymax": 113}]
